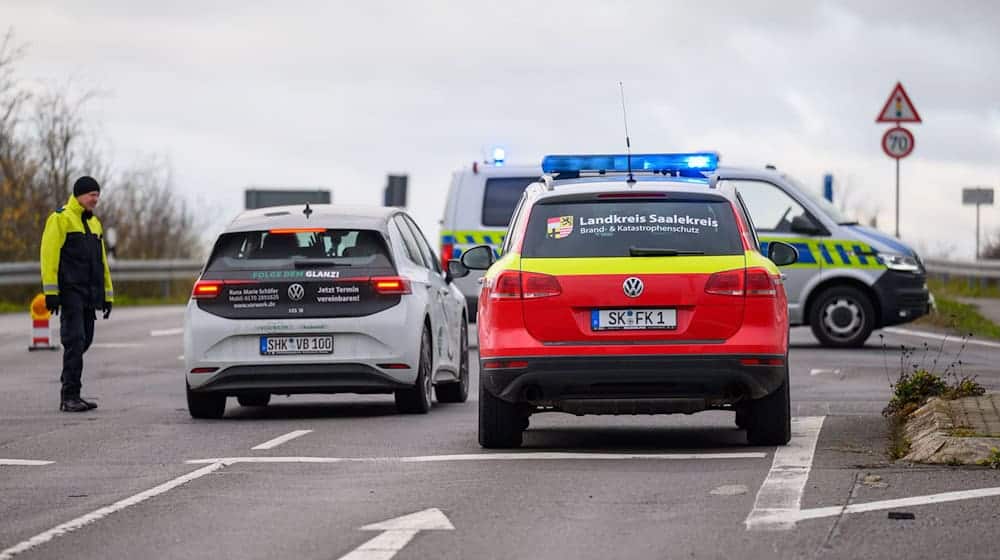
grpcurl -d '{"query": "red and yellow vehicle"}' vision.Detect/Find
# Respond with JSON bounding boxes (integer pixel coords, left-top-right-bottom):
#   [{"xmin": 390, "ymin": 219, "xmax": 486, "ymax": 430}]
[{"xmin": 449, "ymin": 153, "xmax": 799, "ymax": 448}]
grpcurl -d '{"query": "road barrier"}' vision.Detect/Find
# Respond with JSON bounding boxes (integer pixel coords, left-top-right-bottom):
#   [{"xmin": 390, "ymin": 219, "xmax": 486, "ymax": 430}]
[
  {"xmin": 923, "ymin": 259, "xmax": 1000, "ymax": 287},
  {"xmin": 0, "ymin": 259, "xmax": 204, "ymax": 286}
]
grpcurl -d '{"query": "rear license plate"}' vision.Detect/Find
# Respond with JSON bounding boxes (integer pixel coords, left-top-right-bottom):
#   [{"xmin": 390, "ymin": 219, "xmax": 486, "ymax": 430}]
[
  {"xmin": 260, "ymin": 335, "xmax": 334, "ymax": 355},
  {"xmin": 591, "ymin": 309, "xmax": 677, "ymax": 331}
]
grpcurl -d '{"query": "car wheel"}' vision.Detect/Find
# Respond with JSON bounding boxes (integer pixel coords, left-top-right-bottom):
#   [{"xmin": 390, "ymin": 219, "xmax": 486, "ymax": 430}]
[
  {"xmin": 809, "ymin": 285, "xmax": 875, "ymax": 348},
  {"xmin": 478, "ymin": 382, "xmax": 523, "ymax": 448},
  {"xmin": 746, "ymin": 368, "xmax": 791, "ymax": 446},
  {"xmin": 187, "ymin": 384, "xmax": 226, "ymax": 419},
  {"xmin": 435, "ymin": 319, "xmax": 469, "ymax": 403},
  {"xmin": 237, "ymin": 393, "xmax": 271, "ymax": 407},
  {"xmin": 395, "ymin": 326, "xmax": 433, "ymax": 414}
]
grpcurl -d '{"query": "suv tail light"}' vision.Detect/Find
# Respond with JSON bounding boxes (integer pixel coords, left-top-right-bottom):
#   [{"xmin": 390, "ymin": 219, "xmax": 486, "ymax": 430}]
[
  {"xmin": 746, "ymin": 268, "xmax": 777, "ymax": 297},
  {"xmin": 371, "ymin": 276, "xmax": 411, "ymax": 295},
  {"xmin": 440, "ymin": 242, "xmax": 454, "ymax": 270},
  {"xmin": 705, "ymin": 270, "xmax": 744, "ymax": 296},
  {"xmin": 192, "ymin": 280, "xmax": 223, "ymax": 299},
  {"xmin": 491, "ymin": 271, "xmax": 522, "ymax": 299},
  {"xmin": 522, "ymin": 272, "xmax": 561, "ymax": 299}
]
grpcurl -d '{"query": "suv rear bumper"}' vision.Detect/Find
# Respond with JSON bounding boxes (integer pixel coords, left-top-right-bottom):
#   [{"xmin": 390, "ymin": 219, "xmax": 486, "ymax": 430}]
[{"xmin": 480, "ymin": 354, "xmax": 786, "ymax": 410}]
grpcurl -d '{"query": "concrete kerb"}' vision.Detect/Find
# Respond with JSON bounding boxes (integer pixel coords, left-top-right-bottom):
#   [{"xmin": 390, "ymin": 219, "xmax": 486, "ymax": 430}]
[{"xmin": 903, "ymin": 394, "xmax": 1000, "ymax": 465}]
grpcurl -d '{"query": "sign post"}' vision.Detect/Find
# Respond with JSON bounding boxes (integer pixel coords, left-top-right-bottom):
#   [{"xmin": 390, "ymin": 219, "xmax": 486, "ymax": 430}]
[
  {"xmin": 876, "ymin": 82, "xmax": 922, "ymax": 238},
  {"xmin": 962, "ymin": 187, "xmax": 995, "ymax": 260}
]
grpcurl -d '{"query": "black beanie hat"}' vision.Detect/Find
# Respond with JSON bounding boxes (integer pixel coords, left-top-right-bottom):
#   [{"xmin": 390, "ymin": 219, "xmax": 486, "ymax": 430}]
[{"xmin": 73, "ymin": 176, "xmax": 101, "ymax": 197}]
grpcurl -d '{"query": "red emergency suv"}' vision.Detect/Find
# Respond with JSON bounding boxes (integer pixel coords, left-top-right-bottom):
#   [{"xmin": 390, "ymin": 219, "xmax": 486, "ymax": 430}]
[{"xmin": 449, "ymin": 153, "xmax": 799, "ymax": 448}]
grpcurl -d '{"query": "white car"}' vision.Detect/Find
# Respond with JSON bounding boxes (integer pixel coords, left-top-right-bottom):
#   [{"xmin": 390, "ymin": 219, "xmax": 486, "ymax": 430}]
[{"xmin": 184, "ymin": 204, "xmax": 470, "ymax": 418}]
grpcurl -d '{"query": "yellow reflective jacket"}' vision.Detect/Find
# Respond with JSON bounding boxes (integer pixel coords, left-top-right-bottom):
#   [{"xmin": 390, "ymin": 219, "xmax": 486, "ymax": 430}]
[{"xmin": 40, "ymin": 195, "xmax": 114, "ymax": 305}]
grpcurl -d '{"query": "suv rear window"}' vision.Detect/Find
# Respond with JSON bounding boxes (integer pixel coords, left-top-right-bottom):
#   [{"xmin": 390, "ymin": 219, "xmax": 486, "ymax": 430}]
[
  {"xmin": 482, "ymin": 177, "xmax": 539, "ymax": 227},
  {"xmin": 206, "ymin": 229, "xmax": 393, "ymax": 272},
  {"xmin": 521, "ymin": 199, "xmax": 743, "ymax": 258}
]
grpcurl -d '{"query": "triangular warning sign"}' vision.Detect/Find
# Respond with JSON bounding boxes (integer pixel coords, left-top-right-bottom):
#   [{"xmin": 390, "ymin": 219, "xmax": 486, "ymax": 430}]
[{"xmin": 876, "ymin": 82, "xmax": 922, "ymax": 123}]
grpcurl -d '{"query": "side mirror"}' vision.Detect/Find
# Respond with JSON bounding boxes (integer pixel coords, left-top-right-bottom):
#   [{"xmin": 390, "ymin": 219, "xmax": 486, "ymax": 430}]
[
  {"xmin": 790, "ymin": 214, "xmax": 823, "ymax": 236},
  {"xmin": 447, "ymin": 259, "xmax": 469, "ymax": 280},
  {"xmin": 460, "ymin": 245, "xmax": 495, "ymax": 270},
  {"xmin": 767, "ymin": 240, "xmax": 799, "ymax": 267}
]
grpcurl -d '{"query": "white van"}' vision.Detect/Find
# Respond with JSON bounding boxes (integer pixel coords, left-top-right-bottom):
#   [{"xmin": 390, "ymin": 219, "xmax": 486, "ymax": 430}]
[{"xmin": 439, "ymin": 159, "xmax": 541, "ymax": 321}]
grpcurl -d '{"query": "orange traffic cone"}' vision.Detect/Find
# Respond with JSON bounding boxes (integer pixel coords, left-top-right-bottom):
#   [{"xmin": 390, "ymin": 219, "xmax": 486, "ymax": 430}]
[{"xmin": 28, "ymin": 294, "xmax": 59, "ymax": 351}]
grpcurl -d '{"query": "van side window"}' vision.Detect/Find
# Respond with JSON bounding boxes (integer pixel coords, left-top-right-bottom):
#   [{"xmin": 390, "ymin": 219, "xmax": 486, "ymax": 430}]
[
  {"xmin": 482, "ymin": 177, "xmax": 538, "ymax": 227},
  {"xmin": 730, "ymin": 180, "xmax": 820, "ymax": 235}
]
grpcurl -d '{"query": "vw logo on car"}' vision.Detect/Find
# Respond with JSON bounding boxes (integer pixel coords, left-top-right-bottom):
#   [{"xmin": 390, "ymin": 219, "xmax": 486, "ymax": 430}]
[
  {"xmin": 622, "ymin": 277, "xmax": 644, "ymax": 298},
  {"xmin": 287, "ymin": 283, "xmax": 305, "ymax": 302}
]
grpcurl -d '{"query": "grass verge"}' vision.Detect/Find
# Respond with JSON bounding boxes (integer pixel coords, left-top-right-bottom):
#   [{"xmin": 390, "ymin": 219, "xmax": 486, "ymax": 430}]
[{"xmin": 915, "ymin": 293, "xmax": 1000, "ymax": 340}]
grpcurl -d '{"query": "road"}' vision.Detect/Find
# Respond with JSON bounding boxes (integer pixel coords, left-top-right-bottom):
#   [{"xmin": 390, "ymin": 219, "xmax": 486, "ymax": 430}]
[{"xmin": 2, "ymin": 306, "xmax": 999, "ymax": 559}]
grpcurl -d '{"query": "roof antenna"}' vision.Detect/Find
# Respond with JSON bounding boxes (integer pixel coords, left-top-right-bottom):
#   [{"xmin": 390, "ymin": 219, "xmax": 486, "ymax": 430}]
[
  {"xmin": 619, "ymin": 81, "xmax": 635, "ymax": 185},
  {"xmin": 303, "ymin": 202, "xmax": 313, "ymax": 219}
]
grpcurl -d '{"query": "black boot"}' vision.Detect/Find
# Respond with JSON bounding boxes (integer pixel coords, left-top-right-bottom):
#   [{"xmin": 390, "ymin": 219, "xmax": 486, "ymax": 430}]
[
  {"xmin": 79, "ymin": 397, "xmax": 98, "ymax": 410},
  {"xmin": 59, "ymin": 398, "xmax": 90, "ymax": 412}
]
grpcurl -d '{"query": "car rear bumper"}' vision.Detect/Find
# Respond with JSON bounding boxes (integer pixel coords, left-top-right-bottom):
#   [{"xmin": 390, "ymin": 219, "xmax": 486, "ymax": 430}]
[
  {"xmin": 480, "ymin": 354, "xmax": 786, "ymax": 411},
  {"xmin": 188, "ymin": 363, "xmax": 412, "ymax": 395}
]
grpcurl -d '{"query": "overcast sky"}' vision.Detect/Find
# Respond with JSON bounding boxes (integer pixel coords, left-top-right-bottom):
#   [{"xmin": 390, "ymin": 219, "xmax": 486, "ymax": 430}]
[{"xmin": 5, "ymin": 0, "xmax": 999, "ymax": 258}]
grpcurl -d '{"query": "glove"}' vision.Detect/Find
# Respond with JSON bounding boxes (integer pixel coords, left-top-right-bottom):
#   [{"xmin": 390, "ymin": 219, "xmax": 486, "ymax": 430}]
[
  {"xmin": 45, "ymin": 294, "xmax": 60, "ymax": 316},
  {"xmin": 102, "ymin": 301, "xmax": 112, "ymax": 319}
]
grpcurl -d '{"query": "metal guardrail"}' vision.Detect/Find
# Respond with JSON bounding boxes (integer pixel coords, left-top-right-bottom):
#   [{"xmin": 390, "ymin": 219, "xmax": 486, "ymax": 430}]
[
  {"xmin": 0, "ymin": 259, "xmax": 204, "ymax": 286},
  {"xmin": 923, "ymin": 259, "xmax": 1000, "ymax": 280}
]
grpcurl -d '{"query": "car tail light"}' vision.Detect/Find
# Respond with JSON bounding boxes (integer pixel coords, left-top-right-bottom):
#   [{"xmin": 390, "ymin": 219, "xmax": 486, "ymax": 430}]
[
  {"xmin": 705, "ymin": 270, "xmax": 744, "ymax": 296},
  {"xmin": 371, "ymin": 276, "xmax": 411, "ymax": 295},
  {"xmin": 190, "ymin": 367, "xmax": 219, "ymax": 374},
  {"xmin": 746, "ymin": 268, "xmax": 777, "ymax": 297},
  {"xmin": 522, "ymin": 272, "xmax": 561, "ymax": 299},
  {"xmin": 440, "ymin": 242, "xmax": 454, "ymax": 270},
  {"xmin": 491, "ymin": 271, "xmax": 522, "ymax": 299},
  {"xmin": 378, "ymin": 363, "xmax": 411, "ymax": 370},
  {"xmin": 192, "ymin": 280, "xmax": 223, "ymax": 299}
]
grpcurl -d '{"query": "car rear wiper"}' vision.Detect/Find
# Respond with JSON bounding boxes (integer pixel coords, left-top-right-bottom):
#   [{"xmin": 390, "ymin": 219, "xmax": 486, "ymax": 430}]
[
  {"xmin": 292, "ymin": 259, "xmax": 353, "ymax": 268},
  {"xmin": 628, "ymin": 247, "xmax": 705, "ymax": 257}
]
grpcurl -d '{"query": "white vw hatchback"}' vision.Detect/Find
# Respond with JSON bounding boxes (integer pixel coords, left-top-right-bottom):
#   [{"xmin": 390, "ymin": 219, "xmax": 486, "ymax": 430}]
[{"xmin": 184, "ymin": 204, "xmax": 469, "ymax": 418}]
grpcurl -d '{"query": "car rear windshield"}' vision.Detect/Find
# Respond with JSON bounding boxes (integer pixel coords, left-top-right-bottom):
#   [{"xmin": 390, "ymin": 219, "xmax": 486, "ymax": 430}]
[
  {"xmin": 482, "ymin": 177, "xmax": 539, "ymax": 227},
  {"xmin": 521, "ymin": 198, "xmax": 744, "ymax": 258},
  {"xmin": 205, "ymin": 229, "xmax": 393, "ymax": 271}
]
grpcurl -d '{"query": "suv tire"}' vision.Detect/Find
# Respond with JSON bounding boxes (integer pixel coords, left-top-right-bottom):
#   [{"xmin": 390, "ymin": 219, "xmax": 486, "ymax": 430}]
[
  {"xmin": 809, "ymin": 285, "xmax": 875, "ymax": 348},
  {"xmin": 436, "ymin": 320, "xmax": 470, "ymax": 403},
  {"xmin": 395, "ymin": 327, "xmax": 434, "ymax": 414},
  {"xmin": 746, "ymin": 370, "xmax": 791, "ymax": 446},
  {"xmin": 187, "ymin": 384, "xmax": 226, "ymax": 419},
  {"xmin": 478, "ymin": 383, "xmax": 523, "ymax": 448}
]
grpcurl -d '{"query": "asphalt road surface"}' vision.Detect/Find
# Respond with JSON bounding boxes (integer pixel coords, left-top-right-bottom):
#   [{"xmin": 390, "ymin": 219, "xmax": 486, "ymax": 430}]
[{"xmin": 2, "ymin": 306, "xmax": 1000, "ymax": 559}]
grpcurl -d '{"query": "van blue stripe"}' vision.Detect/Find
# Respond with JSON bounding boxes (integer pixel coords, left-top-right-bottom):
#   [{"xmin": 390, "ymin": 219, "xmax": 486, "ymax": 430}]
[
  {"xmin": 852, "ymin": 245, "xmax": 869, "ymax": 265},
  {"xmin": 818, "ymin": 244, "xmax": 834, "ymax": 264},
  {"xmin": 835, "ymin": 245, "xmax": 852, "ymax": 265},
  {"xmin": 792, "ymin": 243, "xmax": 816, "ymax": 264}
]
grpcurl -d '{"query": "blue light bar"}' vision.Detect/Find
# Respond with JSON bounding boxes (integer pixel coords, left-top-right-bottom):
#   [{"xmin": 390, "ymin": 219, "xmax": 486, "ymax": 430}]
[{"xmin": 541, "ymin": 152, "xmax": 719, "ymax": 175}]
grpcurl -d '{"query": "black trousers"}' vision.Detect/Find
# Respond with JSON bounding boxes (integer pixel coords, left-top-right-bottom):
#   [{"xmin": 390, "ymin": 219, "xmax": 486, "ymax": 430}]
[{"xmin": 59, "ymin": 295, "xmax": 96, "ymax": 400}]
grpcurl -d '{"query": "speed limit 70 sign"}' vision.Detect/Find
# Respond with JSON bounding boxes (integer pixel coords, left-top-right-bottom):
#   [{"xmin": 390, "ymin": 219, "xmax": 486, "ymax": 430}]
[{"xmin": 882, "ymin": 126, "xmax": 914, "ymax": 159}]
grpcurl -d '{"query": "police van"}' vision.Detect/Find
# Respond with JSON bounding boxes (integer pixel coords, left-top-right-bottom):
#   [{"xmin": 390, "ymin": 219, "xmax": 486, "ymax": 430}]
[
  {"xmin": 439, "ymin": 153, "xmax": 541, "ymax": 321},
  {"xmin": 442, "ymin": 154, "xmax": 930, "ymax": 348}
]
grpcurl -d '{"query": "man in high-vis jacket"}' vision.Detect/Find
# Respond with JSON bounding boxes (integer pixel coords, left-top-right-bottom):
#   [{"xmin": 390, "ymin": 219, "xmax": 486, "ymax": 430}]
[{"xmin": 40, "ymin": 176, "xmax": 114, "ymax": 412}]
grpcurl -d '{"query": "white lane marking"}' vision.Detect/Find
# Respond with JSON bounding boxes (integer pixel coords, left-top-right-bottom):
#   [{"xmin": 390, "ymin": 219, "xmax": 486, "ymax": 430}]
[
  {"xmin": 745, "ymin": 416, "xmax": 825, "ymax": 531},
  {"xmin": 337, "ymin": 508, "xmax": 454, "ymax": 560},
  {"xmin": 882, "ymin": 327, "xmax": 1000, "ymax": 349},
  {"xmin": 150, "ymin": 327, "xmax": 184, "ymax": 337},
  {"xmin": 188, "ymin": 451, "xmax": 767, "ymax": 465},
  {"xmin": 91, "ymin": 343, "xmax": 143, "ymax": 349},
  {"xmin": 251, "ymin": 430, "xmax": 313, "ymax": 451},
  {"xmin": 0, "ymin": 462, "xmax": 224, "ymax": 560},
  {"xmin": 710, "ymin": 484, "xmax": 748, "ymax": 496},
  {"xmin": 0, "ymin": 459, "xmax": 54, "ymax": 466},
  {"xmin": 809, "ymin": 368, "xmax": 841, "ymax": 376},
  {"xmin": 752, "ymin": 486, "xmax": 1000, "ymax": 526}
]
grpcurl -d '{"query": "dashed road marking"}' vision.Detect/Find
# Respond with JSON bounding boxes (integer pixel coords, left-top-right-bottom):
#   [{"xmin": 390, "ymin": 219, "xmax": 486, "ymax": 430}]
[
  {"xmin": 883, "ymin": 327, "xmax": 1000, "ymax": 349},
  {"xmin": 809, "ymin": 368, "xmax": 841, "ymax": 376},
  {"xmin": 251, "ymin": 429, "xmax": 313, "ymax": 450},
  {"xmin": 0, "ymin": 462, "xmax": 224, "ymax": 560},
  {"xmin": 150, "ymin": 328, "xmax": 184, "ymax": 337},
  {"xmin": 188, "ymin": 451, "xmax": 768, "ymax": 465},
  {"xmin": 0, "ymin": 459, "xmax": 54, "ymax": 466},
  {"xmin": 745, "ymin": 416, "xmax": 825, "ymax": 531}
]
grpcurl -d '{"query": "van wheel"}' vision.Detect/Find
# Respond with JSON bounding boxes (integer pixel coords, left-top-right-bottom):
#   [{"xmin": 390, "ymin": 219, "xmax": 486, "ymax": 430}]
[
  {"xmin": 746, "ymin": 371, "xmax": 791, "ymax": 446},
  {"xmin": 237, "ymin": 393, "xmax": 271, "ymax": 407},
  {"xmin": 395, "ymin": 327, "xmax": 434, "ymax": 414},
  {"xmin": 809, "ymin": 285, "xmax": 875, "ymax": 348},
  {"xmin": 479, "ymin": 384, "xmax": 523, "ymax": 448},
  {"xmin": 436, "ymin": 320, "xmax": 469, "ymax": 403},
  {"xmin": 187, "ymin": 384, "xmax": 226, "ymax": 419}
]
